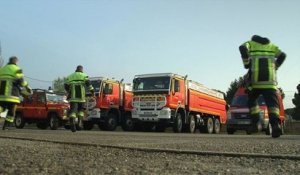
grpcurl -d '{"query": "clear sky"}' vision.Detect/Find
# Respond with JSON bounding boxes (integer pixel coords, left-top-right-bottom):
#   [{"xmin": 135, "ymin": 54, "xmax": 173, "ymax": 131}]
[{"xmin": 0, "ymin": 0, "xmax": 299, "ymax": 108}]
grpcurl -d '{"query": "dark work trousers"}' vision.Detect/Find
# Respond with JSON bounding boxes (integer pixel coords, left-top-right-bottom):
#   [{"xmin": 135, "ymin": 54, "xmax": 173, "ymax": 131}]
[
  {"xmin": 248, "ymin": 89, "xmax": 280, "ymax": 125},
  {"xmin": 0, "ymin": 102, "xmax": 17, "ymax": 122},
  {"xmin": 69, "ymin": 102, "xmax": 84, "ymax": 118}
]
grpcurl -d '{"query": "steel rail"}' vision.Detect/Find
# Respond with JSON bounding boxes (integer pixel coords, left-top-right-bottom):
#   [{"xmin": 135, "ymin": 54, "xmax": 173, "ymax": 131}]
[{"xmin": 1, "ymin": 135, "xmax": 299, "ymax": 160}]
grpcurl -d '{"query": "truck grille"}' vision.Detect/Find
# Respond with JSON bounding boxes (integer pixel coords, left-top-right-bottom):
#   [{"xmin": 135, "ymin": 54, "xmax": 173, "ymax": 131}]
[{"xmin": 232, "ymin": 113, "xmax": 250, "ymax": 119}]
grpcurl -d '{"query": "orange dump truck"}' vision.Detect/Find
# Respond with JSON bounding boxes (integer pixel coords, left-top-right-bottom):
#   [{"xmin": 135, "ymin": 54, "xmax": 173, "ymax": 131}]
[{"xmin": 132, "ymin": 73, "xmax": 227, "ymax": 133}]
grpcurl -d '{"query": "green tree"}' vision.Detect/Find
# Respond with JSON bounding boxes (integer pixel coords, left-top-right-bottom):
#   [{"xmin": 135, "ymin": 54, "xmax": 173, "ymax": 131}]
[
  {"xmin": 292, "ymin": 84, "xmax": 300, "ymax": 120},
  {"xmin": 225, "ymin": 76, "xmax": 244, "ymax": 105},
  {"xmin": 53, "ymin": 77, "xmax": 67, "ymax": 94}
]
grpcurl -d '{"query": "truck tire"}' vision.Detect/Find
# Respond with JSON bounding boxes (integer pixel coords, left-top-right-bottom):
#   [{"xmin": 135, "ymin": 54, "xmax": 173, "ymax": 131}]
[
  {"xmin": 83, "ymin": 121, "xmax": 94, "ymax": 130},
  {"xmin": 213, "ymin": 118, "xmax": 221, "ymax": 134},
  {"xmin": 121, "ymin": 116, "xmax": 135, "ymax": 131},
  {"xmin": 36, "ymin": 122, "xmax": 48, "ymax": 129},
  {"xmin": 173, "ymin": 112, "xmax": 183, "ymax": 133},
  {"xmin": 104, "ymin": 113, "xmax": 118, "ymax": 131},
  {"xmin": 205, "ymin": 117, "xmax": 214, "ymax": 134},
  {"xmin": 15, "ymin": 113, "xmax": 25, "ymax": 129},
  {"xmin": 188, "ymin": 114, "xmax": 196, "ymax": 133},
  {"xmin": 49, "ymin": 114, "xmax": 59, "ymax": 130}
]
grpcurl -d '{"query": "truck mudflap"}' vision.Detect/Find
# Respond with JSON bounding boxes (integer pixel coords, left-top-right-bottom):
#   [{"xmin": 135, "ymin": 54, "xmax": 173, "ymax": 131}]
[{"xmin": 132, "ymin": 107, "xmax": 172, "ymax": 122}]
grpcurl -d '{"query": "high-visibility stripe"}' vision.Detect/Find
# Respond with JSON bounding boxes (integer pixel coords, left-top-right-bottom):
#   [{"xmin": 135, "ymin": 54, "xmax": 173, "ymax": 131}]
[
  {"xmin": 6, "ymin": 116, "xmax": 14, "ymax": 123},
  {"xmin": 78, "ymin": 111, "xmax": 84, "ymax": 119},
  {"xmin": 70, "ymin": 112, "xmax": 76, "ymax": 118},
  {"xmin": 269, "ymin": 107, "xmax": 280, "ymax": 115},
  {"xmin": 250, "ymin": 106, "xmax": 261, "ymax": 115},
  {"xmin": 268, "ymin": 58, "xmax": 272, "ymax": 82}
]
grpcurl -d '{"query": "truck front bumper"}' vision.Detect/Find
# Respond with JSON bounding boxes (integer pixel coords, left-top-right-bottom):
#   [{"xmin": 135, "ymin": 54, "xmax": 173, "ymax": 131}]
[{"xmin": 132, "ymin": 107, "xmax": 172, "ymax": 122}]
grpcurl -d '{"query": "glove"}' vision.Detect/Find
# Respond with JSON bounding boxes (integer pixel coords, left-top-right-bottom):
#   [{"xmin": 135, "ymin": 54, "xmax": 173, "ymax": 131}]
[
  {"xmin": 20, "ymin": 86, "xmax": 32, "ymax": 97},
  {"xmin": 26, "ymin": 86, "xmax": 33, "ymax": 95}
]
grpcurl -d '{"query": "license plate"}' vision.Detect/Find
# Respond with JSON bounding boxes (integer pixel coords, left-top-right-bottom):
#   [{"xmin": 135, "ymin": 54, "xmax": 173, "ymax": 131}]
[{"xmin": 237, "ymin": 120, "xmax": 250, "ymax": 125}]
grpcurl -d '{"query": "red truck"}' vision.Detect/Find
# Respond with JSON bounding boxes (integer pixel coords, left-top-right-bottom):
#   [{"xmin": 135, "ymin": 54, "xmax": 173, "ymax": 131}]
[
  {"xmin": 227, "ymin": 87, "xmax": 285, "ymax": 135},
  {"xmin": 15, "ymin": 89, "xmax": 69, "ymax": 130},
  {"xmin": 132, "ymin": 73, "xmax": 227, "ymax": 133},
  {"xmin": 82, "ymin": 77, "xmax": 133, "ymax": 131}
]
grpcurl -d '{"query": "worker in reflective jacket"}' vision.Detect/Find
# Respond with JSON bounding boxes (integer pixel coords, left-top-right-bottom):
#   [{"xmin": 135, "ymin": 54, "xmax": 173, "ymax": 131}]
[
  {"xmin": 0, "ymin": 56, "xmax": 31, "ymax": 130},
  {"xmin": 239, "ymin": 35, "xmax": 286, "ymax": 138},
  {"xmin": 64, "ymin": 65, "xmax": 94, "ymax": 132}
]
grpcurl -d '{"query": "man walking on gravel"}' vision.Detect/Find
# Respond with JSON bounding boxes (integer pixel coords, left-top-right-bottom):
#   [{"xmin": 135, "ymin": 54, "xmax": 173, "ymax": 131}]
[
  {"xmin": 0, "ymin": 56, "xmax": 31, "ymax": 130},
  {"xmin": 64, "ymin": 65, "xmax": 94, "ymax": 132},
  {"xmin": 239, "ymin": 35, "xmax": 286, "ymax": 138}
]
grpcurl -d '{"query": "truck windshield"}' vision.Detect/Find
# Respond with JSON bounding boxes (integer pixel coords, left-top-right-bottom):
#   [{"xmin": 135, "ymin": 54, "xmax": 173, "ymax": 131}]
[
  {"xmin": 133, "ymin": 76, "xmax": 171, "ymax": 92},
  {"xmin": 90, "ymin": 80, "xmax": 102, "ymax": 93},
  {"xmin": 231, "ymin": 95, "xmax": 266, "ymax": 107},
  {"xmin": 46, "ymin": 93, "xmax": 67, "ymax": 103}
]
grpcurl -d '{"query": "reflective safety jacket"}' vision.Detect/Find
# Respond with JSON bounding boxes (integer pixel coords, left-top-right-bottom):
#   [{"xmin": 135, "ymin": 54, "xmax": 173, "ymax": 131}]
[
  {"xmin": 65, "ymin": 72, "xmax": 94, "ymax": 103},
  {"xmin": 240, "ymin": 41, "xmax": 283, "ymax": 89},
  {"xmin": 0, "ymin": 64, "xmax": 28, "ymax": 103}
]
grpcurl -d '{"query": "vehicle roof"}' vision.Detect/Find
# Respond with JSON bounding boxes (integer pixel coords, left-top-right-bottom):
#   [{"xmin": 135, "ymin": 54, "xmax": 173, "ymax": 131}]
[
  {"xmin": 134, "ymin": 73, "xmax": 186, "ymax": 79},
  {"xmin": 89, "ymin": 77, "xmax": 120, "ymax": 83}
]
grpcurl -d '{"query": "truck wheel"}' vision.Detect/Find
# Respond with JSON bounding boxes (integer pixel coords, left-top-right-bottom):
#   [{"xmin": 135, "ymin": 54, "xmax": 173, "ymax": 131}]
[
  {"xmin": 83, "ymin": 121, "xmax": 94, "ymax": 130},
  {"xmin": 173, "ymin": 112, "xmax": 183, "ymax": 133},
  {"xmin": 49, "ymin": 114, "xmax": 59, "ymax": 130},
  {"xmin": 227, "ymin": 127, "xmax": 235, "ymax": 134},
  {"xmin": 36, "ymin": 122, "xmax": 48, "ymax": 129},
  {"xmin": 105, "ymin": 113, "xmax": 118, "ymax": 131},
  {"xmin": 188, "ymin": 114, "xmax": 196, "ymax": 133},
  {"xmin": 121, "ymin": 116, "xmax": 135, "ymax": 131},
  {"xmin": 213, "ymin": 118, "xmax": 221, "ymax": 134},
  {"xmin": 15, "ymin": 113, "xmax": 25, "ymax": 129},
  {"xmin": 205, "ymin": 117, "xmax": 214, "ymax": 134}
]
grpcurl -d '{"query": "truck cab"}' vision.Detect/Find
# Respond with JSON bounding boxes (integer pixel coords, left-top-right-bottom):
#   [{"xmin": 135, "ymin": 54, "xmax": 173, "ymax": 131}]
[
  {"xmin": 132, "ymin": 73, "xmax": 227, "ymax": 133},
  {"xmin": 15, "ymin": 89, "xmax": 69, "ymax": 130},
  {"xmin": 226, "ymin": 87, "xmax": 285, "ymax": 135},
  {"xmin": 83, "ymin": 77, "xmax": 133, "ymax": 131}
]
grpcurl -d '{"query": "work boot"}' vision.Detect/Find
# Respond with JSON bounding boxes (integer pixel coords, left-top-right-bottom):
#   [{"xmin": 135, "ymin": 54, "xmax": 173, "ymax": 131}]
[
  {"xmin": 2, "ymin": 121, "xmax": 11, "ymax": 130},
  {"xmin": 77, "ymin": 119, "xmax": 83, "ymax": 131},
  {"xmin": 271, "ymin": 123, "xmax": 281, "ymax": 138},
  {"xmin": 250, "ymin": 116, "xmax": 259, "ymax": 133},
  {"xmin": 70, "ymin": 118, "xmax": 76, "ymax": 132}
]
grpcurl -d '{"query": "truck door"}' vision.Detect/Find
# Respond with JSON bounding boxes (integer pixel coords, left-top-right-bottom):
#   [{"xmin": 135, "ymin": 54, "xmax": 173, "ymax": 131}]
[
  {"xmin": 100, "ymin": 83, "xmax": 114, "ymax": 109},
  {"xmin": 34, "ymin": 92, "xmax": 47, "ymax": 119},
  {"xmin": 170, "ymin": 78, "xmax": 185, "ymax": 108},
  {"xmin": 22, "ymin": 94, "xmax": 36, "ymax": 118}
]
